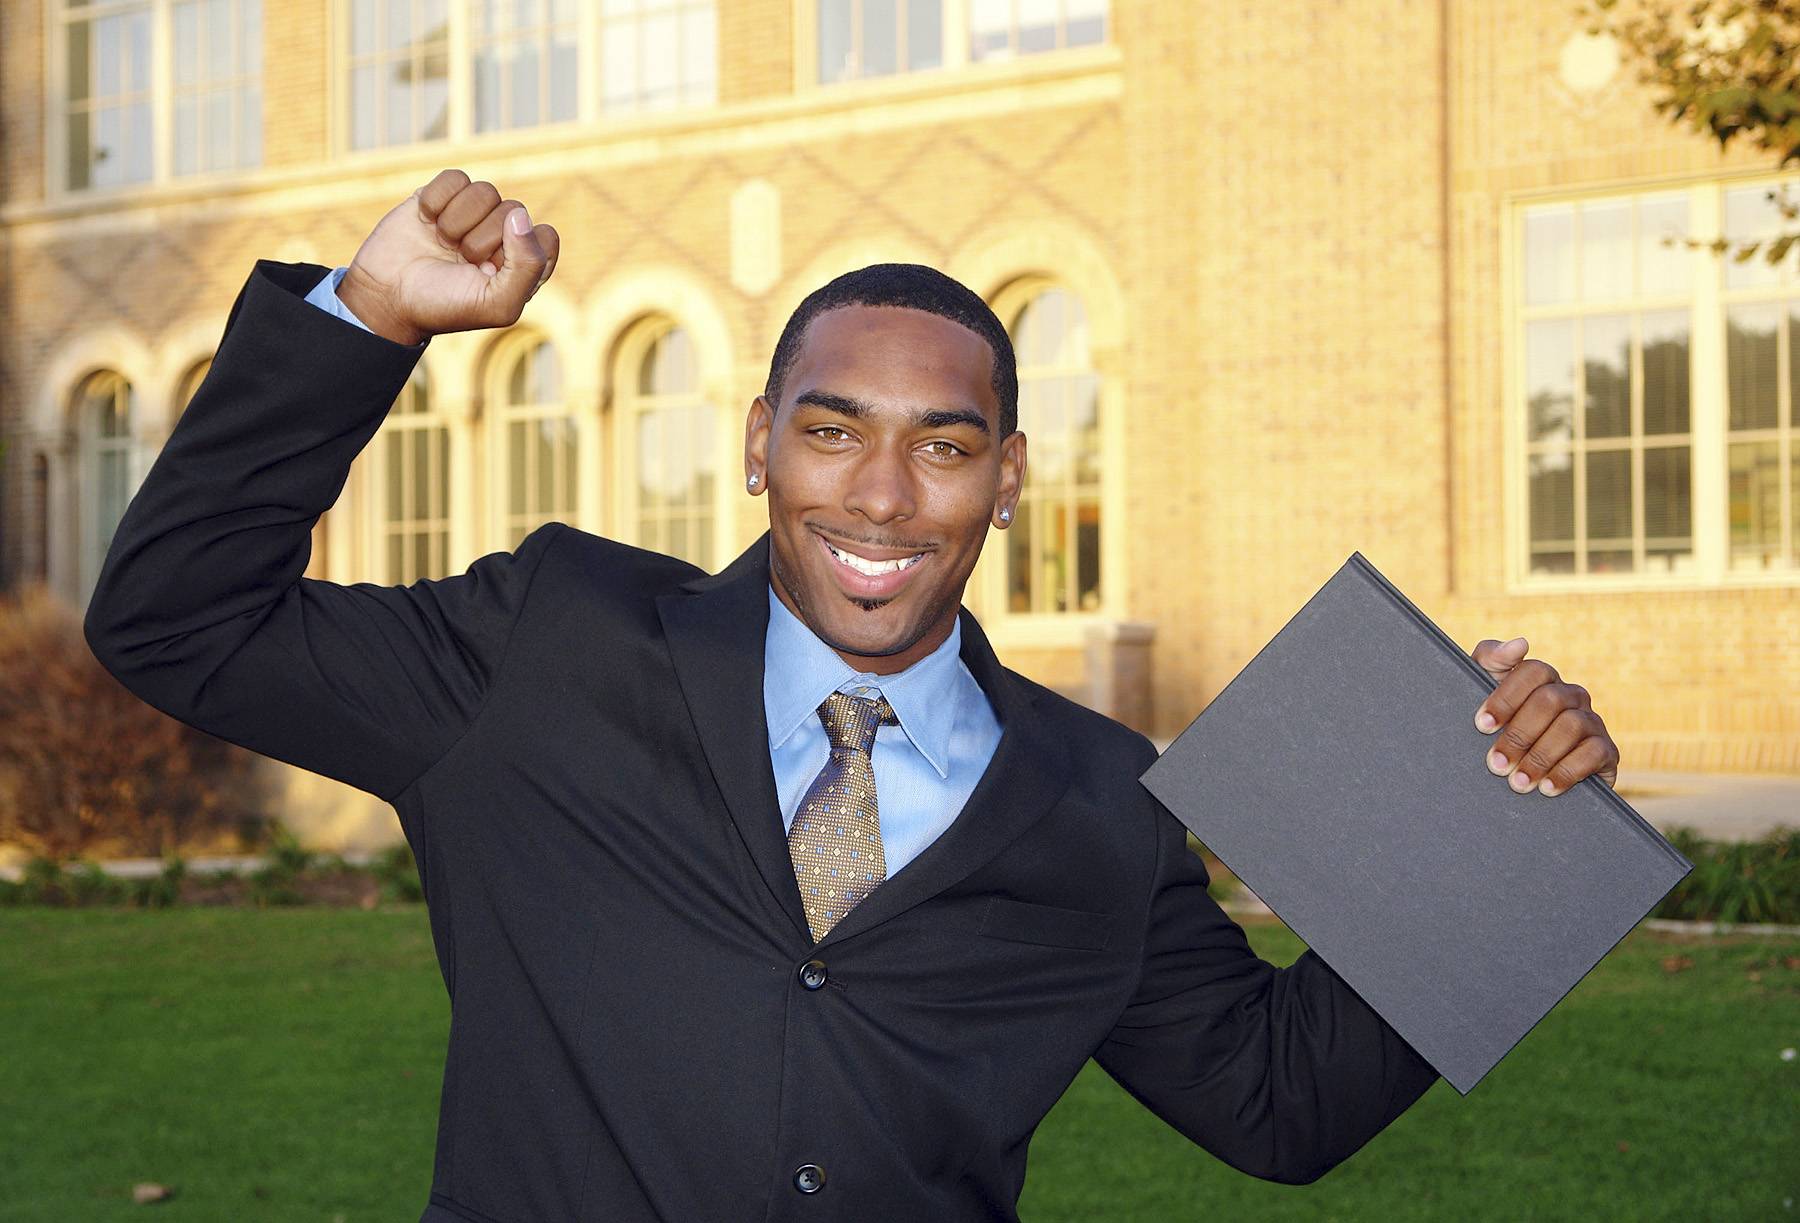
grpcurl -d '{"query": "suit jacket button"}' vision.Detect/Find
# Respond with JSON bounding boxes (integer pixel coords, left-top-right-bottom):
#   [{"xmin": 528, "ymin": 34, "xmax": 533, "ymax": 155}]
[
  {"xmin": 793, "ymin": 1163, "xmax": 825, "ymax": 1193},
  {"xmin": 798, "ymin": 959, "xmax": 828, "ymax": 990}
]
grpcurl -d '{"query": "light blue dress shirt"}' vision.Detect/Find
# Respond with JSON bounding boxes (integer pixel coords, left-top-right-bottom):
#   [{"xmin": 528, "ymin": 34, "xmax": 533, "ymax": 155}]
[
  {"xmin": 305, "ymin": 266, "xmax": 372, "ymax": 331},
  {"xmin": 764, "ymin": 587, "xmax": 1002, "ymax": 875},
  {"xmin": 302, "ymin": 268, "xmax": 1004, "ymax": 875}
]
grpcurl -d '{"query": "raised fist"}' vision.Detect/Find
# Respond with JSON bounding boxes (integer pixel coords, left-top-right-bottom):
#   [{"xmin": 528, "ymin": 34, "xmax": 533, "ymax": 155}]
[{"xmin": 335, "ymin": 168, "xmax": 561, "ymax": 346}]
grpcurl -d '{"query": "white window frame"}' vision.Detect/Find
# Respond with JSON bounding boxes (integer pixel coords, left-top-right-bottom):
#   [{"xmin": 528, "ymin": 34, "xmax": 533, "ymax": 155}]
[
  {"xmin": 47, "ymin": 0, "xmax": 264, "ymax": 199},
  {"xmin": 609, "ymin": 315, "xmax": 726, "ymax": 571},
  {"xmin": 793, "ymin": 0, "xmax": 1112, "ymax": 91},
  {"xmin": 329, "ymin": 0, "xmax": 719, "ymax": 158},
  {"xmin": 1503, "ymin": 173, "xmax": 1800, "ymax": 591}
]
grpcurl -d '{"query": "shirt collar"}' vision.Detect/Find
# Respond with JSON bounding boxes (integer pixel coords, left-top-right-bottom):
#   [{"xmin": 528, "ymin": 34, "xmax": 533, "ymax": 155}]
[{"xmin": 763, "ymin": 584, "xmax": 965, "ymax": 779}]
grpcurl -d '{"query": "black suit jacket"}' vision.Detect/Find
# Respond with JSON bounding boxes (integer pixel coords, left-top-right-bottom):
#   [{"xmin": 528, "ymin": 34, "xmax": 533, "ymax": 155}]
[{"xmin": 84, "ymin": 260, "xmax": 1438, "ymax": 1222}]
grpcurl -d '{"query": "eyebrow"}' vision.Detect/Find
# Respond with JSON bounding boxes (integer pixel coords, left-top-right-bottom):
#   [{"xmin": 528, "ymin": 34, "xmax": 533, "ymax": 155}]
[{"xmin": 792, "ymin": 389, "xmax": 990, "ymax": 435}]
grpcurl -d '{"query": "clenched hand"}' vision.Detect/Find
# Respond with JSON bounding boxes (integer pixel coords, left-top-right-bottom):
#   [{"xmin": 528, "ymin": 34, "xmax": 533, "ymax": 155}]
[{"xmin": 335, "ymin": 168, "xmax": 561, "ymax": 346}]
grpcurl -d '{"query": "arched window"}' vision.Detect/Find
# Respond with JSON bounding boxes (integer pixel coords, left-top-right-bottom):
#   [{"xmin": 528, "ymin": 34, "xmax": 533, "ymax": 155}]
[
  {"xmin": 371, "ymin": 363, "xmax": 450, "ymax": 582},
  {"xmin": 175, "ymin": 358, "xmax": 211, "ymax": 419},
  {"xmin": 75, "ymin": 370, "xmax": 137, "ymax": 584},
  {"xmin": 1002, "ymin": 283, "xmax": 1101, "ymax": 614},
  {"xmin": 617, "ymin": 320, "xmax": 716, "ymax": 570},
  {"xmin": 495, "ymin": 336, "xmax": 577, "ymax": 551}
]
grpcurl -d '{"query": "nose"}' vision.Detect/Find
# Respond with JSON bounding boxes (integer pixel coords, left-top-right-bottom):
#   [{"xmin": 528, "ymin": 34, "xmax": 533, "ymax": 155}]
[{"xmin": 842, "ymin": 443, "xmax": 916, "ymax": 526}]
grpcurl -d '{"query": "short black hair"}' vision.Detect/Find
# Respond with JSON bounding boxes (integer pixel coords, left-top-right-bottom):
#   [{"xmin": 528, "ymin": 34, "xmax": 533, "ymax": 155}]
[{"xmin": 764, "ymin": 263, "xmax": 1019, "ymax": 437}]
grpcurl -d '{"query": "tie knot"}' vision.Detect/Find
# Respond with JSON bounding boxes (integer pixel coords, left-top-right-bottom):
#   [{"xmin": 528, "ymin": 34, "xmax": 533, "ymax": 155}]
[{"xmin": 817, "ymin": 691, "xmax": 897, "ymax": 754}]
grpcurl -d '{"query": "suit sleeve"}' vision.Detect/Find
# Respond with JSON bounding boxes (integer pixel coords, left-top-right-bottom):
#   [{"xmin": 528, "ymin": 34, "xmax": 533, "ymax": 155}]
[
  {"xmin": 1093, "ymin": 758, "xmax": 1440, "ymax": 1185},
  {"xmin": 83, "ymin": 259, "xmax": 564, "ymax": 803}
]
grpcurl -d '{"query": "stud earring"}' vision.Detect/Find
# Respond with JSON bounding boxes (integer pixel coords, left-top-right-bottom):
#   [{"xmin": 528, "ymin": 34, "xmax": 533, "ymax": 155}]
[
  {"xmin": 999, "ymin": 506, "xmax": 1011, "ymax": 522},
  {"xmin": 747, "ymin": 473, "xmax": 760, "ymax": 488}
]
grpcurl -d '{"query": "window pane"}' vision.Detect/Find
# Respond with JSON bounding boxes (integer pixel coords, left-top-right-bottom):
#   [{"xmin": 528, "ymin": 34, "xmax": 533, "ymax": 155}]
[
  {"xmin": 642, "ymin": 11, "xmax": 679, "ymax": 106},
  {"xmin": 1581, "ymin": 314, "xmax": 1630, "ymax": 440},
  {"xmin": 351, "ymin": 63, "xmax": 377, "ymax": 148},
  {"xmin": 205, "ymin": 0, "xmax": 231, "ymax": 77},
  {"xmin": 1580, "ymin": 200, "xmax": 1631, "ymax": 301},
  {"xmin": 1523, "ymin": 205, "xmax": 1576, "ymax": 306},
  {"xmin": 507, "ymin": 420, "xmax": 528, "ymax": 514},
  {"xmin": 411, "ymin": 428, "xmax": 432, "ymax": 519},
  {"xmin": 206, "ymin": 88, "xmax": 232, "ymax": 169},
  {"xmin": 68, "ymin": 20, "xmax": 91, "ymax": 100},
  {"xmin": 242, "ymin": 0, "xmax": 262, "ymax": 73},
  {"xmin": 907, "ymin": 0, "xmax": 941, "ymax": 69},
  {"xmin": 550, "ymin": 29, "xmax": 579, "ymax": 120},
  {"xmin": 603, "ymin": 19, "xmax": 640, "ymax": 108},
  {"xmin": 1636, "ymin": 193, "xmax": 1689, "ymax": 297},
  {"xmin": 1528, "ymin": 450, "xmax": 1574, "ymax": 551},
  {"xmin": 240, "ymin": 84, "xmax": 262, "ymax": 165},
  {"xmin": 1723, "ymin": 185, "xmax": 1791, "ymax": 289},
  {"xmin": 351, "ymin": 0, "xmax": 377, "ymax": 55},
  {"xmin": 1640, "ymin": 309, "xmax": 1689, "ymax": 436},
  {"xmin": 385, "ymin": 0, "xmax": 411, "ymax": 49},
  {"xmin": 384, "ymin": 431, "xmax": 405, "ymax": 519},
  {"xmin": 510, "ymin": 39, "xmax": 540, "ymax": 126},
  {"xmin": 174, "ymin": 94, "xmax": 199, "ymax": 174},
  {"xmin": 1584, "ymin": 449, "xmax": 1632, "ymax": 571},
  {"xmin": 1726, "ymin": 304, "xmax": 1780, "ymax": 431},
  {"xmin": 125, "ymin": 101, "xmax": 152, "ymax": 182},
  {"xmin": 1067, "ymin": 0, "xmax": 1106, "ymax": 46},
  {"xmin": 67, "ymin": 112, "xmax": 91, "ymax": 190},
  {"xmin": 127, "ymin": 10, "xmax": 151, "ymax": 88},
  {"xmin": 1643, "ymin": 444, "xmax": 1692, "ymax": 564},
  {"xmin": 820, "ymin": 0, "xmax": 853, "ymax": 82},
  {"xmin": 97, "ymin": 15, "xmax": 121, "ymax": 95},
  {"xmin": 174, "ymin": 3, "xmax": 199, "ymax": 84},
  {"xmin": 970, "ymin": 0, "xmax": 1008, "ymax": 59},
  {"xmin": 474, "ymin": 47, "xmax": 501, "ymax": 131},
  {"xmin": 1018, "ymin": 0, "xmax": 1057, "ymax": 54},
  {"xmin": 682, "ymin": 7, "xmax": 715, "ymax": 103},
  {"xmin": 384, "ymin": 61, "xmax": 411, "ymax": 144},
  {"xmin": 862, "ymin": 0, "xmax": 898, "ymax": 77},
  {"xmin": 1728, "ymin": 440, "xmax": 1782, "ymax": 568},
  {"xmin": 421, "ymin": 47, "xmax": 449, "ymax": 139}
]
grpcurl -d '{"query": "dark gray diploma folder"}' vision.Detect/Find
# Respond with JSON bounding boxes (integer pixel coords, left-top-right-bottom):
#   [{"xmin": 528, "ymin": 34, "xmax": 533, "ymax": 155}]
[{"xmin": 1138, "ymin": 552, "xmax": 1693, "ymax": 1095}]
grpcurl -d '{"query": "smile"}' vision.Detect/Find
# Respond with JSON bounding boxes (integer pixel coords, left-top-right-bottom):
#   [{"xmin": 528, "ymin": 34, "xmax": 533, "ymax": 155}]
[
  {"xmin": 822, "ymin": 539, "xmax": 926, "ymax": 575},
  {"xmin": 813, "ymin": 531, "xmax": 930, "ymax": 599}
]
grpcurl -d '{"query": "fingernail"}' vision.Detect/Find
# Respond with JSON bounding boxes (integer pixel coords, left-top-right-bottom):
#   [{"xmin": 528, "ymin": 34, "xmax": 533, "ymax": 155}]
[
  {"xmin": 1509, "ymin": 770, "xmax": 1533, "ymax": 792},
  {"xmin": 1488, "ymin": 750, "xmax": 1509, "ymax": 774},
  {"xmin": 510, "ymin": 207, "xmax": 531, "ymax": 235},
  {"xmin": 1476, "ymin": 710, "xmax": 1497, "ymax": 733},
  {"xmin": 1538, "ymin": 778, "xmax": 1559, "ymax": 796}
]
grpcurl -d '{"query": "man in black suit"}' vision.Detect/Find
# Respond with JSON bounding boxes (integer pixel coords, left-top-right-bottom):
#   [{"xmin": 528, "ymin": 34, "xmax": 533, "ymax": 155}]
[{"xmin": 84, "ymin": 170, "xmax": 1621, "ymax": 1222}]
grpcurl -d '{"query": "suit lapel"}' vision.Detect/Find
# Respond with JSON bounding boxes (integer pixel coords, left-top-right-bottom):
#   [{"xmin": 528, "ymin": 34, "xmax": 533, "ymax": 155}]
[
  {"xmin": 817, "ymin": 606, "xmax": 1075, "ymax": 949},
  {"xmin": 657, "ymin": 532, "xmax": 1077, "ymax": 951},
  {"xmin": 656, "ymin": 534, "xmax": 813, "ymax": 941}
]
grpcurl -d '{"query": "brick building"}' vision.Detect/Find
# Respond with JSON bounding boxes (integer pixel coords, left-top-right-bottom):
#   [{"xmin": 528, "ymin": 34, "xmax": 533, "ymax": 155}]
[{"xmin": 1, "ymin": 1, "xmax": 1795, "ymax": 847}]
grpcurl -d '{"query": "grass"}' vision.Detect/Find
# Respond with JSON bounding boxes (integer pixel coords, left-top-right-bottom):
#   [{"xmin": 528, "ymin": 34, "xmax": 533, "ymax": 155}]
[{"xmin": 1, "ymin": 910, "xmax": 1794, "ymax": 1222}]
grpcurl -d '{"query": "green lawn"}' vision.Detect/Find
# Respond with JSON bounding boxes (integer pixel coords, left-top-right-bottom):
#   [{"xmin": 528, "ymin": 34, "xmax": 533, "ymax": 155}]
[{"xmin": 1, "ymin": 910, "xmax": 1794, "ymax": 1222}]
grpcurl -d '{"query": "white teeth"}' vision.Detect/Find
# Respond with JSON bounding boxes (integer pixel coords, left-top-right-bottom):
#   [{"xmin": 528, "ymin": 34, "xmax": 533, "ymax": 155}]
[{"xmin": 825, "ymin": 539, "xmax": 924, "ymax": 576}]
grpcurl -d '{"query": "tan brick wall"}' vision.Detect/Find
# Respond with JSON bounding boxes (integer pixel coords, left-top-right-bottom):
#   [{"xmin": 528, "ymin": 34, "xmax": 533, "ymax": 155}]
[
  {"xmin": 2, "ymin": 0, "xmax": 1796, "ymax": 797},
  {"xmin": 261, "ymin": 0, "xmax": 330, "ymax": 169}
]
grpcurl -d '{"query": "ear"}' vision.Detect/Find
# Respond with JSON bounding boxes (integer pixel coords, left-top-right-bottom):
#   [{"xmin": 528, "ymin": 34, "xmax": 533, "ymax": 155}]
[
  {"xmin": 744, "ymin": 394, "xmax": 774, "ymax": 496},
  {"xmin": 992, "ymin": 428, "xmax": 1026, "ymax": 528}
]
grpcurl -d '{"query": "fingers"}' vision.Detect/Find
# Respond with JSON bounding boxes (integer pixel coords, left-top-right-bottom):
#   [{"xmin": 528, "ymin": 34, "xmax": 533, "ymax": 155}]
[
  {"xmin": 484, "ymin": 205, "xmax": 553, "ymax": 321},
  {"xmin": 1474, "ymin": 655, "xmax": 1559, "ymax": 734},
  {"xmin": 1494, "ymin": 703, "xmax": 1603, "ymax": 794},
  {"xmin": 1470, "ymin": 636, "xmax": 1528, "ymax": 678},
  {"xmin": 416, "ymin": 168, "xmax": 471, "ymax": 222},
  {"xmin": 461, "ymin": 197, "xmax": 525, "ymax": 270},
  {"xmin": 1535, "ymin": 734, "xmax": 1619, "ymax": 797},
  {"xmin": 435, "ymin": 179, "xmax": 503, "ymax": 247}
]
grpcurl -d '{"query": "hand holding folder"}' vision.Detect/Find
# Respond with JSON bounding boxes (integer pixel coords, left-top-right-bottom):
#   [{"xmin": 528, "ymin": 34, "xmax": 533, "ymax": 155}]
[{"xmin": 1139, "ymin": 553, "xmax": 1692, "ymax": 1094}]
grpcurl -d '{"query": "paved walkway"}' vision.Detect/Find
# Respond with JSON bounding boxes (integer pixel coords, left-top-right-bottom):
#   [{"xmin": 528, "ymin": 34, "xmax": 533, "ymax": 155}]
[{"xmin": 1610, "ymin": 769, "xmax": 1798, "ymax": 841}]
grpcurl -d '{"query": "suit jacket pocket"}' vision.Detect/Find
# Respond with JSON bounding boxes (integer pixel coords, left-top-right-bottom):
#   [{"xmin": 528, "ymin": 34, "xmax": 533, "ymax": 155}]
[{"xmin": 978, "ymin": 896, "xmax": 1114, "ymax": 951}]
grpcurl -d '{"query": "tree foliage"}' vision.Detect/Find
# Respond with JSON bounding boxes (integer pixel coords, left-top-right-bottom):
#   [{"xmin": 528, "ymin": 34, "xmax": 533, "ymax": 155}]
[{"xmin": 1583, "ymin": 0, "xmax": 1800, "ymax": 264}]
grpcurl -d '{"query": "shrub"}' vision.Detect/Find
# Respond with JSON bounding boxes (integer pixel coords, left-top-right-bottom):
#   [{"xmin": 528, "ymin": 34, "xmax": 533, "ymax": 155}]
[
  {"xmin": 1654, "ymin": 827, "xmax": 1800, "ymax": 925},
  {"xmin": 371, "ymin": 842, "xmax": 424, "ymax": 903},
  {"xmin": 0, "ymin": 583, "xmax": 274, "ymax": 859}
]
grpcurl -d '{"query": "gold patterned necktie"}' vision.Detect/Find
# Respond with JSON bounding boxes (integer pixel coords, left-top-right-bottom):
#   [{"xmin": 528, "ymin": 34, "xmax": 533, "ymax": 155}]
[{"xmin": 787, "ymin": 691, "xmax": 900, "ymax": 942}]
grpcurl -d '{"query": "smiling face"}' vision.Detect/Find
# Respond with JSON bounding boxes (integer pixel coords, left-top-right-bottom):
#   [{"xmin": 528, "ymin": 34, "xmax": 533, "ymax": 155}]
[{"xmin": 744, "ymin": 304, "xmax": 1026, "ymax": 675}]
